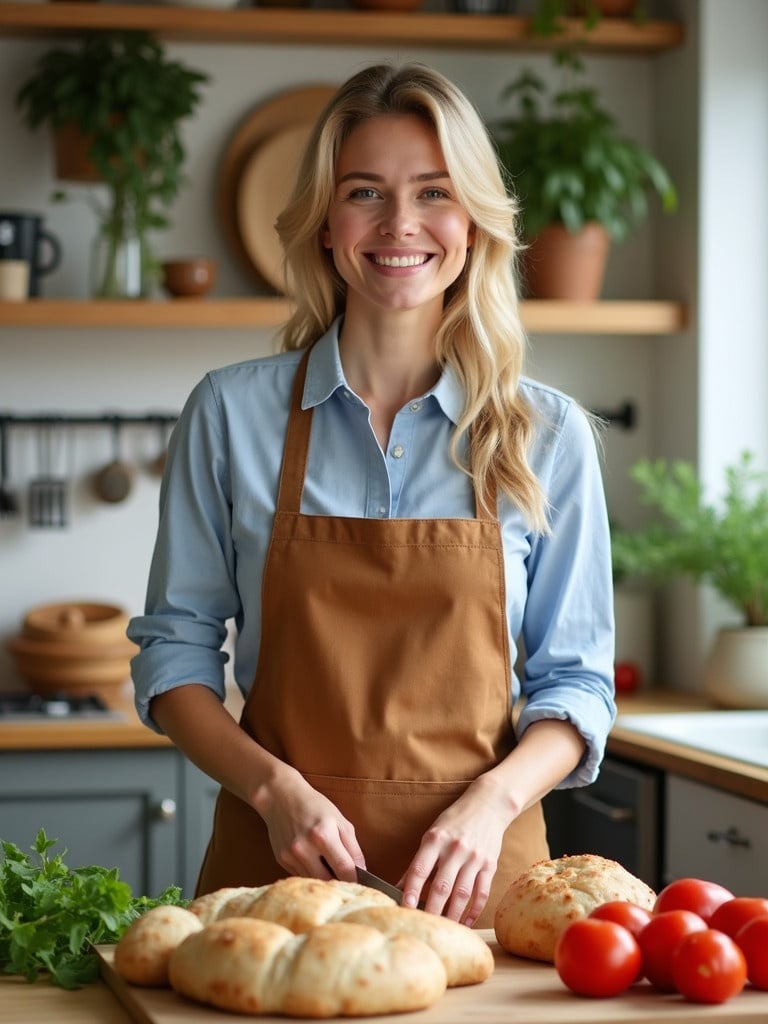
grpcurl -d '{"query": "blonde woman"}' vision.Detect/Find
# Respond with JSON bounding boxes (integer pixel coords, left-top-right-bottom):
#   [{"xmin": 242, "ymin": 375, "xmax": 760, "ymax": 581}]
[{"xmin": 129, "ymin": 62, "xmax": 615, "ymax": 929}]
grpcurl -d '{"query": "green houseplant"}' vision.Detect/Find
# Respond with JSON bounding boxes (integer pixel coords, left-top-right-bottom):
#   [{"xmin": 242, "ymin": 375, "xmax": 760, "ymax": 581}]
[
  {"xmin": 492, "ymin": 50, "xmax": 677, "ymax": 298},
  {"xmin": 16, "ymin": 32, "xmax": 209, "ymax": 298},
  {"xmin": 612, "ymin": 452, "xmax": 768, "ymax": 707}
]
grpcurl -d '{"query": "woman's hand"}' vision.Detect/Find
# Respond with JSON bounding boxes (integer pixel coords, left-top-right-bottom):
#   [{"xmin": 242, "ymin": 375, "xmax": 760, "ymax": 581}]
[
  {"xmin": 397, "ymin": 774, "xmax": 509, "ymax": 927},
  {"xmin": 253, "ymin": 762, "xmax": 365, "ymax": 882}
]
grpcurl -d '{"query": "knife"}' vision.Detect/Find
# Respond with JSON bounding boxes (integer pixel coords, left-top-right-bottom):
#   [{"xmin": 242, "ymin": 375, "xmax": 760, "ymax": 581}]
[{"xmin": 355, "ymin": 865, "xmax": 406, "ymax": 905}]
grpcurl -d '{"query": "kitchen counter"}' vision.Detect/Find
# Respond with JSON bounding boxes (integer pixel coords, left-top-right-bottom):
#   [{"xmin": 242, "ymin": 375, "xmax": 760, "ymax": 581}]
[
  {"xmin": 1, "ymin": 686, "xmax": 765, "ymax": 803},
  {"xmin": 4, "ymin": 936, "xmax": 768, "ymax": 1024}
]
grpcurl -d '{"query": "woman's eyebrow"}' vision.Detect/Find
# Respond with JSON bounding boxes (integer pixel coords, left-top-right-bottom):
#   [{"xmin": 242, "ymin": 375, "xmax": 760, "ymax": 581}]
[{"xmin": 337, "ymin": 170, "xmax": 450, "ymax": 184}]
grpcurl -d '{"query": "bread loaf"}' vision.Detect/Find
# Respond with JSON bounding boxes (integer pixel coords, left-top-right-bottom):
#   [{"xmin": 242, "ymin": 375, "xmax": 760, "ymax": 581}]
[
  {"xmin": 168, "ymin": 918, "xmax": 448, "ymax": 1017},
  {"xmin": 189, "ymin": 876, "xmax": 396, "ymax": 930},
  {"xmin": 494, "ymin": 854, "xmax": 657, "ymax": 963},
  {"xmin": 113, "ymin": 905, "xmax": 203, "ymax": 986},
  {"xmin": 339, "ymin": 904, "xmax": 494, "ymax": 987}
]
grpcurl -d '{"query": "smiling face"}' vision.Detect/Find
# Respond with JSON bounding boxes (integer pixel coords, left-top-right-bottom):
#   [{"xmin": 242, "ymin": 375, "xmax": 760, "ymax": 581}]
[{"xmin": 322, "ymin": 113, "xmax": 475, "ymax": 320}]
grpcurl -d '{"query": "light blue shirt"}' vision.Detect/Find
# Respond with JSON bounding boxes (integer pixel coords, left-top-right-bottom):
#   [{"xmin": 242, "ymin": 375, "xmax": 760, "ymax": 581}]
[{"xmin": 129, "ymin": 319, "xmax": 616, "ymax": 787}]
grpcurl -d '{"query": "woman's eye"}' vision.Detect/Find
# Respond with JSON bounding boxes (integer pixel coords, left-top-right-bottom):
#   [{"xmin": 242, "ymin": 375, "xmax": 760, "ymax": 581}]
[
  {"xmin": 422, "ymin": 187, "xmax": 451, "ymax": 200},
  {"xmin": 348, "ymin": 187, "xmax": 380, "ymax": 200}
]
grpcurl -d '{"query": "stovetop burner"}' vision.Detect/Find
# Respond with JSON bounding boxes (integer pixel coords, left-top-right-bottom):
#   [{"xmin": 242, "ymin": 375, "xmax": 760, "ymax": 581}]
[{"xmin": 0, "ymin": 692, "xmax": 124, "ymax": 721}]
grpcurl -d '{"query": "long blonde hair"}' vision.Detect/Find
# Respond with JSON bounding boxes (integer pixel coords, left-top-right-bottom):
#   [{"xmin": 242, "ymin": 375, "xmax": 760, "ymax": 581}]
[{"xmin": 276, "ymin": 62, "xmax": 548, "ymax": 532}]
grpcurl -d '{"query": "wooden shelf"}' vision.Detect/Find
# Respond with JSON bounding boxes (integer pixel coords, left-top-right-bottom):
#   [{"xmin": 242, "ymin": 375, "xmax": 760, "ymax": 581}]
[
  {"xmin": 0, "ymin": 298, "xmax": 687, "ymax": 334},
  {"xmin": 0, "ymin": 3, "xmax": 684, "ymax": 52}
]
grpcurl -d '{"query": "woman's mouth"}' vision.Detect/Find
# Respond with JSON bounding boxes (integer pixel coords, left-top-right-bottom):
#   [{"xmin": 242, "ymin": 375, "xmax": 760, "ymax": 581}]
[{"xmin": 368, "ymin": 253, "xmax": 431, "ymax": 268}]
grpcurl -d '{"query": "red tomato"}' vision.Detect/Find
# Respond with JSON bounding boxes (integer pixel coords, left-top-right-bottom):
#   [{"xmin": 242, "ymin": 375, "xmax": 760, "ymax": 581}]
[
  {"xmin": 589, "ymin": 901, "xmax": 653, "ymax": 939},
  {"xmin": 555, "ymin": 919, "xmax": 641, "ymax": 998},
  {"xmin": 637, "ymin": 909, "xmax": 707, "ymax": 991},
  {"xmin": 671, "ymin": 929, "xmax": 747, "ymax": 1004},
  {"xmin": 734, "ymin": 915, "xmax": 768, "ymax": 990},
  {"xmin": 709, "ymin": 897, "xmax": 768, "ymax": 938},
  {"xmin": 653, "ymin": 877, "xmax": 733, "ymax": 923},
  {"xmin": 614, "ymin": 661, "xmax": 641, "ymax": 692}
]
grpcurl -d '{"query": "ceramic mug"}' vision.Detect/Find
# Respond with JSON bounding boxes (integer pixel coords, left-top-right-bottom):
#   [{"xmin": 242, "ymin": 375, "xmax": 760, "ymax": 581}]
[
  {"xmin": 0, "ymin": 211, "xmax": 62, "ymax": 297},
  {"xmin": 0, "ymin": 259, "xmax": 30, "ymax": 301}
]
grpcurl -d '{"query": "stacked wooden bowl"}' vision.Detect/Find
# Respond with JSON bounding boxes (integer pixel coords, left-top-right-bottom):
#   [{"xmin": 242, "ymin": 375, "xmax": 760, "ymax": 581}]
[{"xmin": 7, "ymin": 601, "xmax": 137, "ymax": 698}]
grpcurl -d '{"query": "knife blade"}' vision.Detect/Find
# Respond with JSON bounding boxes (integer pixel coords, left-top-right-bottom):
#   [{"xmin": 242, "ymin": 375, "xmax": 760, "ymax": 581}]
[{"xmin": 355, "ymin": 866, "xmax": 405, "ymax": 905}]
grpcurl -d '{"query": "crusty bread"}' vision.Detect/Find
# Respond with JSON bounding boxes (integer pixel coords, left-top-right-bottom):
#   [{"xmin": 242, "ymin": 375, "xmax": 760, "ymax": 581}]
[
  {"xmin": 189, "ymin": 876, "xmax": 396, "ymax": 931},
  {"xmin": 168, "ymin": 918, "xmax": 447, "ymax": 1017},
  {"xmin": 338, "ymin": 904, "xmax": 494, "ymax": 988},
  {"xmin": 494, "ymin": 854, "xmax": 657, "ymax": 963},
  {"xmin": 113, "ymin": 906, "xmax": 203, "ymax": 986}
]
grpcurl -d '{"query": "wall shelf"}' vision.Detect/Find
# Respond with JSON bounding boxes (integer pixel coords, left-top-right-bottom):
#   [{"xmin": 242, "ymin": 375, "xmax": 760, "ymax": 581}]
[
  {"xmin": 0, "ymin": 298, "xmax": 687, "ymax": 334},
  {"xmin": 0, "ymin": 3, "xmax": 684, "ymax": 52}
]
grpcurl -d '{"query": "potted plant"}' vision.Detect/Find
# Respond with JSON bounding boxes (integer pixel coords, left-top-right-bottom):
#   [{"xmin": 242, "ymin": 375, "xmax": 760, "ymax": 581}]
[
  {"xmin": 492, "ymin": 50, "xmax": 677, "ymax": 298},
  {"xmin": 611, "ymin": 452, "xmax": 768, "ymax": 708},
  {"xmin": 16, "ymin": 31, "xmax": 209, "ymax": 299},
  {"xmin": 530, "ymin": 0, "xmax": 648, "ymax": 37}
]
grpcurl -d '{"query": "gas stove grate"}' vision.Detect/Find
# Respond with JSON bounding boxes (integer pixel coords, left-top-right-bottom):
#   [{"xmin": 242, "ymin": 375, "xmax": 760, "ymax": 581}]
[{"xmin": 0, "ymin": 692, "xmax": 124, "ymax": 721}]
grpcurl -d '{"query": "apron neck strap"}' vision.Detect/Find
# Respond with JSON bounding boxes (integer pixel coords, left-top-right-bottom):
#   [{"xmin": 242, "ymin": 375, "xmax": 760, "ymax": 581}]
[
  {"xmin": 276, "ymin": 346, "xmax": 498, "ymax": 521},
  {"xmin": 276, "ymin": 348, "xmax": 313, "ymax": 515}
]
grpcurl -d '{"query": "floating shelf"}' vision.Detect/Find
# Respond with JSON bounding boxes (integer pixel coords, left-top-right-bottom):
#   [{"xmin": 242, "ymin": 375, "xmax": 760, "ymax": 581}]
[
  {"xmin": 0, "ymin": 3, "xmax": 684, "ymax": 52},
  {"xmin": 0, "ymin": 299, "xmax": 687, "ymax": 335}
]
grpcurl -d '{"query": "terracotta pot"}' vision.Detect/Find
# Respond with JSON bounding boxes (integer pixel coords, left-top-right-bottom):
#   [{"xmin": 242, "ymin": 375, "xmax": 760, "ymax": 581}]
[
  {"xmin": 522, "ymin": 222, "xmax": 611, "ymax": 300},
  {"xmin": 53, "ymin": 122, "xmax": 102, "ymax": 183}
]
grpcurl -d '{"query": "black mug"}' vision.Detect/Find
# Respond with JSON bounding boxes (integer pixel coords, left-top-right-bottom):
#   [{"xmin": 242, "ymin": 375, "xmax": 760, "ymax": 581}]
[{"xmin": 0, "ymin": 211, "xmax": 62, "ymax": 297}]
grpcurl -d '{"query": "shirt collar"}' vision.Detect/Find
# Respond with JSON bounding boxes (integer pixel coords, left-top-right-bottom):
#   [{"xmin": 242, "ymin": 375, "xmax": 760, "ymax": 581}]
[{"xmin": 303, "ymin": 317, "xmax": 465, "ymax": 427}]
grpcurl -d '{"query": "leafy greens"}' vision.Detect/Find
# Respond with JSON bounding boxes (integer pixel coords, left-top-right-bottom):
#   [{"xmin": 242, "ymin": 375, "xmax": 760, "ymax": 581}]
[{"xmin": 0, "ymin": 829, "xmax": 185, "ymax": 989}]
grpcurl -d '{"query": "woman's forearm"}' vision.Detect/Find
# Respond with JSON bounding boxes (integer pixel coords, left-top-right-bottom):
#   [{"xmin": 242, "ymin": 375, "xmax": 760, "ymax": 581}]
[
  {"xmin": 480, "ymin": 718, "xmax": 587, "ymax": 819},
  {"xmin": 150, "ymin": 685, "xmax": 290, "ymax": 810}
]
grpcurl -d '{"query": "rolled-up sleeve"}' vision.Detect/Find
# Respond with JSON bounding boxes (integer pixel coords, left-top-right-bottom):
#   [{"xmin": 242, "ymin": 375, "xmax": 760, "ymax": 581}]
[
  {"xmin": 516, "ymin": 402, "xmax": 616, "ymax": 787},
  {"xmin": 128, "ymin": 376, "xmax": 240, "ymax": 731}
]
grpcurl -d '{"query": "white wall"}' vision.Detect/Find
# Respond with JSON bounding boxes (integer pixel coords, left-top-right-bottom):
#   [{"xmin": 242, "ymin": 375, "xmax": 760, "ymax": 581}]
[{"xmin": 0, "ymin": 28, "xmax": 678, "ymax": 689}]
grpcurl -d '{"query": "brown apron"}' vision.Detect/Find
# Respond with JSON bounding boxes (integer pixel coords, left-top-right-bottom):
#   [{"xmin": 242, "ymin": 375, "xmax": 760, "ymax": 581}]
[{"xmin": 196, "ymin": 348, "xmax": 548, "ymax": 927}]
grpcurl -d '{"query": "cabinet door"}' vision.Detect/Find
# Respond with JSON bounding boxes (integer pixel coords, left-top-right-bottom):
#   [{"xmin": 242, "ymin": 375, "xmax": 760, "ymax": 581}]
[
  {"xmin": 0, "ymin": 748, "xmax": 179, "ymax": 897},
  {"xmin": 543, "ymin": 756, "xmax": 662, "ymax": 889},
  {"xmin": 179, "ymin": 756, "xmax": 220, "ymax": 897},
  {"xmin": 664, "ymin": 774, "xmax": 768, "ymax": 894}
]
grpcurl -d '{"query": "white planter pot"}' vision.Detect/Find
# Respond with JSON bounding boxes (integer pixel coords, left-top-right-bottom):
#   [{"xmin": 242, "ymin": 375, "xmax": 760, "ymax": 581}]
[{"xmin": 703, "ymin": 627, "xmax": 768, "ymax": 708}]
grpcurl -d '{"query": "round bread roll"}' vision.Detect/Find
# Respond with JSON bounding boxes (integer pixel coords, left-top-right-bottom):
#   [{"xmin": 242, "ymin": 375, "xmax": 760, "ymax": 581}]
[
  {"xmin": 169, "ymin": 918, "xmax": 448, "ymax": 1017},
  {"xmin": 189, "ymin": 876, "xmax": 396, "ymax": 931},
  {"xmin": 114, "ymin": 905, "xmax": 203, "ymax": 986},
  {"xmin": 338, "ymin": 904, "xmax": 494, "ymax": 987},
  {"xmin": 494, "ymin": 854, "xmax": 657, "ymax": 963}
]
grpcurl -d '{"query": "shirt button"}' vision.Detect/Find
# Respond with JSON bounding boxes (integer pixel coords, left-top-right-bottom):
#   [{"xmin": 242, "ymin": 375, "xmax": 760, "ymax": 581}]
[
  {"xmin": 409, "ymin": 401, "xmax": 421, "ymax": 412},
  {"xmin": 344, "ymin": 390, "xmax": 353, "ymax": 401},
  {"xmin": 377, "ymin": 506, "xmax": 387, "ymax": 517},
  {"xmin": 391, "ymin": 444, "xmax": 405, "ymax": 459}
]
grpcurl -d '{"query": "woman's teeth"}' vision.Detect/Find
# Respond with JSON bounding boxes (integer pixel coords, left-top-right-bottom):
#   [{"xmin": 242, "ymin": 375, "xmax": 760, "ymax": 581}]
[{"xmin": 372, "ymin": 254, "xmax": 428, "ymax": 267}]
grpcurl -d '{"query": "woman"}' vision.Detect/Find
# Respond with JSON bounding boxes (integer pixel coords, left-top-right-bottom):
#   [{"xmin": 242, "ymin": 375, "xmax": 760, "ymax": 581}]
[{"xmin": 129, "ymin": 62, "xmax": 615, "ymax": 929}]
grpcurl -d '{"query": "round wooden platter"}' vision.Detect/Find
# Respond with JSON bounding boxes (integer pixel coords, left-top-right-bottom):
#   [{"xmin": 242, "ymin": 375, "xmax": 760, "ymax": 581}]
[{"xmin": 217, "ymin": 83, "xmax": 337, "ymax": 292}]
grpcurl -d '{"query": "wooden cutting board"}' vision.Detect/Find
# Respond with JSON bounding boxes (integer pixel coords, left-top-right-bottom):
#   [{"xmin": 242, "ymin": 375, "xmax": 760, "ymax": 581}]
[{"xmin": 96, "ymin": 937, "xmax": 768, "ymax": 1024}]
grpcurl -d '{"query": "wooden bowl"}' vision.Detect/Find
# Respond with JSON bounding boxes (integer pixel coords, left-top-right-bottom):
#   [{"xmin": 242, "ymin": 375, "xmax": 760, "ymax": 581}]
[
  {"xmin": 6, "ymin": 636, "xmax": 136, "ymax": 698},
  {"xmin": 22, "ymin": 601, "xmax": 130, "ymax": 645},
  {"xmin": 161, "ymin": 257, "xmax": 217, "ymax": 298}
]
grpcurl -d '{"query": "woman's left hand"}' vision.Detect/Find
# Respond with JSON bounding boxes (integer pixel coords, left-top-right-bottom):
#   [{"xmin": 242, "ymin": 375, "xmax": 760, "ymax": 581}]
[{"xmin": 396, "ymin": 773, "xmax": 511, "ymax": 927}]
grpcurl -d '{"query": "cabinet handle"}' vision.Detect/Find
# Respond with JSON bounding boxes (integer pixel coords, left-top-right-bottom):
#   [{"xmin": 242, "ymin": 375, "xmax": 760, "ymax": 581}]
[
  {"xmin": 571, "ymin": 790, "xmax": 635, "ymax": 823},
  {"xmin": 706, "ymin": 827, "xmax": 751, "ymax": 849},
  {"xmin": 155, "ymin": 798, "xmax": 177, "ymax": 822}
]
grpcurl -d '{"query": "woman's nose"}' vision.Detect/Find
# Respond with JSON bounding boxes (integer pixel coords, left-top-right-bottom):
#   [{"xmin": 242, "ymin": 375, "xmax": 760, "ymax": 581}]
[{"xmin": 379, "ymin": 197, "xmax": 417, "ymax": 238}]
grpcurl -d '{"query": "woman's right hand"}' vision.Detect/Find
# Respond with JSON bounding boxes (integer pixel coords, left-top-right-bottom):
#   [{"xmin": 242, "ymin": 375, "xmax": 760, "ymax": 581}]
[{"xmin": 253, "ymin": 762, "xmax": 365, "ymax": 882}]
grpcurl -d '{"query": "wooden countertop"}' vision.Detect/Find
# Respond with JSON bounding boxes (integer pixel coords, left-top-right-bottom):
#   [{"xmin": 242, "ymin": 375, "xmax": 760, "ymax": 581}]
[
  {"xmin": 4, "ymin": 936, "xmax": 768, "ymax": 1024},
  {"xmin": 1, "ymin": 686, "xmax": 765, "ymax": 803}
]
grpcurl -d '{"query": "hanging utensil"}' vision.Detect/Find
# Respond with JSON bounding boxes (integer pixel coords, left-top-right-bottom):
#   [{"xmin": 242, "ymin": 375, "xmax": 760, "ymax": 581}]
[
  {"xmin": 28, "ymin": 423, "xmax": 69, "ymax": 528},
  {"xmin": 0, "ymin": 419, "xmax": 19, "ymax": 518},
  {"xmin": 92, "ymin": 418, "xmax": 134, "ymax": 504},
  {"xmin": 147, "ymin": 419, "xmax": 170, "ymax": 478}
]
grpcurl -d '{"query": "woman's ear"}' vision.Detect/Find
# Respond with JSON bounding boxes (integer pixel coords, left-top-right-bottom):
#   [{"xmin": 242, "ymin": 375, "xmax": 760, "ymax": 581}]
[
  {"xmin": 321, "ymin": 224, "xmax": 332, "ymax": 250},
  {"xmin": 467, "ymin": 222, "xmax": 476, "ymax": 249}
]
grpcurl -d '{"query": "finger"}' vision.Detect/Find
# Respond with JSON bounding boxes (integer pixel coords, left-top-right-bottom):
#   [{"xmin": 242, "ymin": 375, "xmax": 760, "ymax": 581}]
[
  {"xmin": 460, "ymin": 867, "xmax": 493, "ymax": 928},
  {"xmin": 398, "ymin": 853, "xmax": 438, "ymax": 911}
]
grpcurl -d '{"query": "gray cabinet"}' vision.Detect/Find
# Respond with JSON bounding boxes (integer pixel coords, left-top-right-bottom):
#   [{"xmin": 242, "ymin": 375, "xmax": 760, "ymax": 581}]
[
  {"xmin": 543, "ymin": 755, "xmax": 663, "ymax": 890},
  {"xmin": 0, "ymin": 747, "xmax": 217, "ymax": 898}
]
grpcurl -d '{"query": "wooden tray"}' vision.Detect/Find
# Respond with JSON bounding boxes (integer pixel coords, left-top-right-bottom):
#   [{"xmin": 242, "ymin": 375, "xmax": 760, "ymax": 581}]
[{"xmin": 96, "ymin": 938, "xmax": 768, "ymax": 1023}]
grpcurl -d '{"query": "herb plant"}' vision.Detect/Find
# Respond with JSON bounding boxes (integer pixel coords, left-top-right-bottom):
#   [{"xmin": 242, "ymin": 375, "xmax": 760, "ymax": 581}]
[
  {"xmin": 611, "ymin": 452, "xmax": 768, "ymax": 628},
  {"xmin": 0, "ymin": 829, "xmax": 185, "ymax": 989},
  {"xmin": 15, "ymin": 32, "xmax": 209, "ymax": 297},
  {"xmin": 492, "ymin": 50, "xmax": 677, "ymax": 242}
]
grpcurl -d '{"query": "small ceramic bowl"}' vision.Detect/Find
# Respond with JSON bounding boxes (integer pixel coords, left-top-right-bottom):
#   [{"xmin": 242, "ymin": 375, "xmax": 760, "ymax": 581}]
[{"xmin": 161, "ymin": 257, "xmax": 217, "ymax": 298}]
